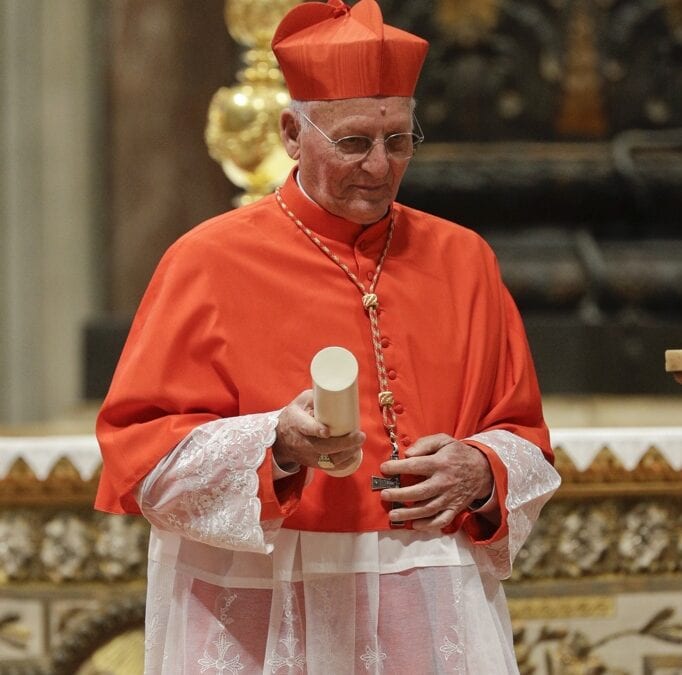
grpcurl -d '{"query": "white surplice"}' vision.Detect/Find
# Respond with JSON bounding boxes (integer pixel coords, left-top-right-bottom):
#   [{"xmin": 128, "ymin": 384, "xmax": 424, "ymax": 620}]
[{"xmin": 137, "ymin": 412, "xmax": 560, "ymax": 674}]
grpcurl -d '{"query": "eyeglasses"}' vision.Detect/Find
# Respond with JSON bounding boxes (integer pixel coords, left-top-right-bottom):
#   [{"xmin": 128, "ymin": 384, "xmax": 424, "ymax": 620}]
[{"xmin": 298, "ymin": 111, "xmax": 424, "ymax": 161}]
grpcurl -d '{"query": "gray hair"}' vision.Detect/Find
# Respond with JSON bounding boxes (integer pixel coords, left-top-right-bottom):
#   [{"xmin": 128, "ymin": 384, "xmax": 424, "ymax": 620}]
[{"xmin": 288, "ymin": 99, "xmax": 314, "ymax": 117}]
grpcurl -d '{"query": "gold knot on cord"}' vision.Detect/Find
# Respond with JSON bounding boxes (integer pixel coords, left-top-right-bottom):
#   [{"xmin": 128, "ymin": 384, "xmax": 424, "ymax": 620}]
[
  {"xmin": 362, "ymin": 293, "xmax": 379, "ymax": 310},
  {"xmin": 378, "ymin": 390, "xmax": 394, "ymax": 407}
]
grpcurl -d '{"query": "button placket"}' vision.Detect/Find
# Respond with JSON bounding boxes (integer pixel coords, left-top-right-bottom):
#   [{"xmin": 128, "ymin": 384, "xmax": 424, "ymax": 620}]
[
  {"xmin": 354, "ymin": 235, "xmax": 381, "ymax": 286},
  {"xmin": 277, "ymin": 188, "xmax": 405, "ymax": 524}
]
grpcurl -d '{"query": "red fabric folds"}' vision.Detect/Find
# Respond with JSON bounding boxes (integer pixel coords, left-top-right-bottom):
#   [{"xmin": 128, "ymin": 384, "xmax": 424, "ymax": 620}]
[{"xmin": 272, "ymin": 0, "xmax": 429, "ymax": 100}]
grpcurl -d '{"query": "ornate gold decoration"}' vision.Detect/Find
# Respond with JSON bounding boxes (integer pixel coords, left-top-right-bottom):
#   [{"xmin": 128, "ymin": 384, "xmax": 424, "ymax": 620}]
[
  {"xmin": 435, "ymin": 0, "xmax": 500, "ymax": 47},
  {"xmin": 508, "ymin": 596, "xmax": 615, "ymax": 621},
  {"xmin": 0, "ymin": 613, "xmax": 31, "ymax": 651},
  {"xmin": 553, "ymin": 445, "xmax": 681, "ymax": 496},
  {"xmin": 0, "ymin": 456, "xmax": 99, "ymax": 507},
  {"xmin": 50, "ymin": 595, "xmax": 146, "ymax": 675},
  {"xmin": 205, "ymin": 0, "xmax": 298, "ymax": 205},
  {"xmin": 75, "ymin": 629, "xmax": 145, "ymax": 675},
  {"xmin": 513, "ymin": 607, "xmax": 682, "ymax": 675},
  {"xmin": 555, "ymin": 0, "xmax": 608, "ymax": 137},
  {"xmin": 0, "ymin": 510, "xmax": 149, "ymax": 586},
  {"xmin": 511, "ymin": 497, "xmax": 682, "ymax": 580}
]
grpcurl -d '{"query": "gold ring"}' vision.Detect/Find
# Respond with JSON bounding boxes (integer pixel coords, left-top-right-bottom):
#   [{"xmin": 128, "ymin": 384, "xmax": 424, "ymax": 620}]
[{"xmin": 317, "ymin": 454, "xmax": 335, "ymax": 470}]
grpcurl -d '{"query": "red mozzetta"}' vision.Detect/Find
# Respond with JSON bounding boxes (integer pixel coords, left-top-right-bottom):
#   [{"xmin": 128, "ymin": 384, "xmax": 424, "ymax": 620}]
[{"xmin": 96, "ymin": 170, "xmax": 551, "ymax": 542}]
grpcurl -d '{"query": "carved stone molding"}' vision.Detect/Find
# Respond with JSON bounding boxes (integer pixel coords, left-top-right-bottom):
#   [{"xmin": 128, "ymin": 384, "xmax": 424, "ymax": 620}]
[
  {"xmin": 0, "ymin": 510, "xmax": 148, "ymax": 585},
  {"xmin": 554, "ymin": 445, "xmax": 681, "ymax": 496},
  {"xmin": 0, "ymin": 459, "xmax": 100, "ymax": 508},
  {"xmin": 511, "ymin": 603, "xmax": 682, "ymax": 675},
  {"xmin": 0, "ymin": 495, "xmax": 679, "ymax": 587},
  {"xmin": 513, "ymin": 497, "xmax": 682, "ymax": 581}
]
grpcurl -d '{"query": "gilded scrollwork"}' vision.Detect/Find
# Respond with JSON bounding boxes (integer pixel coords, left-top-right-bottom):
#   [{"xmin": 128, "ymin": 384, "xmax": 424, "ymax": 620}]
[
  {"xmin": 0, "ymin": 431, "xmax": 680, "ymax": 590},
  {"xmin": 0, "ymin": 613, "xmax": 30, "ymax": 652},
  {"xmin": 94, "ymin": 515, "xmax": 148, "ymax": 581},
  {"xmin": 514, "ymin": 607, "xmax": 682, "ymax": 674},
  {"xmin": 513, "ymin": 497, "xmax": 682, "ymax": 581},
  {"xmin": 41, "ymin": 514, "xmax": 94, "ymax": 583},
  {"xmin": 0, "ymin": 514, "xmax": 38, "ymax": 583},
  {"xmin": 0, "ymin": 510, "xmax": 149, "ymax": 585},
  {"xmin": 555, "ymin": 507, "xmax": 613, "ymax": 577},
  {"xmin": 552, "ymin": 445, "xmax": 680, "ymax": 488},
  {"xmin": 617, "ymin": 503, "xmax": 675, "ymax": 573},
  {"xmin": 0, "ymin": 489, "xmax": 680, "ymax": 585}
]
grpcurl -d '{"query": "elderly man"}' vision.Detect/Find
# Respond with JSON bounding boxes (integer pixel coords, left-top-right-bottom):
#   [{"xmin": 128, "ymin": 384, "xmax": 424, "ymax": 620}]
[{"xmin": 96, "ymin": 1, "xmax": 560, "ymax": 672}]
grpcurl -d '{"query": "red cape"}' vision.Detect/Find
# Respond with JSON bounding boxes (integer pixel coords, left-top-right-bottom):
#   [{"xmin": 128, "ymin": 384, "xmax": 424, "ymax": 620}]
[{"xmin": 96, "ymin": 171, "xmax": 551, "ymax": 542}]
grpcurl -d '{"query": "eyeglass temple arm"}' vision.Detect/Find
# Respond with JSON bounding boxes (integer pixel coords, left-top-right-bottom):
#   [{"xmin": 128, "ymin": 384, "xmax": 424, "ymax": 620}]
[{"xmin": 412, "ymin": 112, "xmax": 425, "ymax": 142}]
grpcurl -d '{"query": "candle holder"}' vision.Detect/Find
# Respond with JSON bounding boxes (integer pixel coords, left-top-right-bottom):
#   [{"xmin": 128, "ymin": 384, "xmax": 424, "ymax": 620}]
[{"xmin": 205, "ymin": 0, "xmax": 298, "ymax": 205}]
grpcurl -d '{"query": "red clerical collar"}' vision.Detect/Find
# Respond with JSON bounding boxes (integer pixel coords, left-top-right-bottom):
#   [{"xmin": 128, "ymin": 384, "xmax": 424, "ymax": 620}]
[{"xmin": 277, "ymin": 168, "xmax": 394, "ymax": 246}]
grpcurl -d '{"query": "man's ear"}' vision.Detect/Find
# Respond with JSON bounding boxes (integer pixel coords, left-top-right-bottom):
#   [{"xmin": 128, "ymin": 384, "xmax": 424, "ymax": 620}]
[{"xmin": 280, "ymin": 110, "xmax": 301, "ymax": 160}]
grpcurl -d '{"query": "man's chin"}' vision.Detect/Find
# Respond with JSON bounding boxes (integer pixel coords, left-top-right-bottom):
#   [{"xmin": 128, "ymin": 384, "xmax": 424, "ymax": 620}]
[{"xmin": 344, "ymin": 196, "xmax": 392, "ymax": 225}]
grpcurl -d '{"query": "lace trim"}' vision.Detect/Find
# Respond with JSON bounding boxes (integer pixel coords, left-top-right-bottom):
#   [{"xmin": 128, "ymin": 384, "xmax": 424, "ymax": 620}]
[
  {"xmin": 139, "ymin": 412, "xmax": 281, "ymax": 554},
  {"xmin": 466, "ymin": 430, "xmax": 561, "ymax": 579}
]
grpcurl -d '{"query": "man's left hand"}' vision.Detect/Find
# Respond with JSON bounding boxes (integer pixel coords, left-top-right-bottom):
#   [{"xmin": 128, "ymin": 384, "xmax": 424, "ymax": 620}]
[{"xmin": 379, "ymin": 433, "xmax": 494, "ymax": 530}]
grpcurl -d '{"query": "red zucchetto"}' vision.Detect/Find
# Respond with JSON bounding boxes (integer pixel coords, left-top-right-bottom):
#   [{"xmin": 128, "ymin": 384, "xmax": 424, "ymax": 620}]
[{"xmin": 272, "ymin": 0, "xmax": 429, "ymax": 101}]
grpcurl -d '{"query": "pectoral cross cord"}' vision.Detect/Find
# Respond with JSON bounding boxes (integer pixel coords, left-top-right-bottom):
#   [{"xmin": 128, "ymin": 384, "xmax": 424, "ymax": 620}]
[{"xmin": 276, "ymin": 188, "xmax": 405, "ymax": 527}]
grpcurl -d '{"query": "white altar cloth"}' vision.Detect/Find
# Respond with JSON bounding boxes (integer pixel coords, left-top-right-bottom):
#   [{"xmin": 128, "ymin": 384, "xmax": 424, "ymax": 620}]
[
  {"xmin": 550, "ymin": 427, "xmax": 682, "ymax": 471},
  {"xmin": 0, "ymin": 428, "xmax": 681, "ymax": 481},
  {"xmin": 0, "ymin": 435, "xmax": 100, "ymax": 480}
]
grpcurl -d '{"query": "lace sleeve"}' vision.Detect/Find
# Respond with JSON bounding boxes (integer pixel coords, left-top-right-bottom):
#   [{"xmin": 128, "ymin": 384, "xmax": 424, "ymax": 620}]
[
  {"xmin": 465, "ymin": 430, "xmax": 561, "ymax": 579},
  {"xmin": 137, "ymin": 411, "xmax": 284, "ymax": 554}
]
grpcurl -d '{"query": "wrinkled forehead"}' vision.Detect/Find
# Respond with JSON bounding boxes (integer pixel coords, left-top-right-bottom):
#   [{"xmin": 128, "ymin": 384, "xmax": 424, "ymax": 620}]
[{"xmin": 307, "ymin": 96, "xmax": 414, "ymax": 123}]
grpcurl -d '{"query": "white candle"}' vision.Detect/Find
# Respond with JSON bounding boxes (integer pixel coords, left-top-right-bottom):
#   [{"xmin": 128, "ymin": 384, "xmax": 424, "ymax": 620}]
[{"xmin": 311, "ymin": 346, "xmax": 363, "ymax": 477}]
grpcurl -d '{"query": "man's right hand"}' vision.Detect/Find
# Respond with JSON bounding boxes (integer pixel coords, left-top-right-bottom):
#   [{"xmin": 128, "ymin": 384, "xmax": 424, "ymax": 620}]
[{"xmin": 273, "ymin": 389, "xmax": 365, "ymax": 472}]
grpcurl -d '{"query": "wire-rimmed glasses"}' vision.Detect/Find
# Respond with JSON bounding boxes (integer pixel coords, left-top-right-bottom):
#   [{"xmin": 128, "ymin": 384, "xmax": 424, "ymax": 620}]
[{"xmin": 299, "ymin": 111, "xmax": 424, "ymax": 161}]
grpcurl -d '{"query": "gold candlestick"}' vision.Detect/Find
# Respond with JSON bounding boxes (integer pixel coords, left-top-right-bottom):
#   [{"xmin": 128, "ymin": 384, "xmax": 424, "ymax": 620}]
[{"xmin": 205, "ymin": 0, "xmax": 298, "ymax": 205}]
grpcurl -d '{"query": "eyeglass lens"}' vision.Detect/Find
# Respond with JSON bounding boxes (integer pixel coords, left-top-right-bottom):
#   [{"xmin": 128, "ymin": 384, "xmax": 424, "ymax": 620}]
[{"xmin": 335, "ymin": 133, "xmax": 420, "ymax": 160}]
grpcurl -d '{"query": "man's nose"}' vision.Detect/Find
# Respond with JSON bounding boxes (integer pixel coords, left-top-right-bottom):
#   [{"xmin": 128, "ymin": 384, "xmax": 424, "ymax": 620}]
[{"xmin": 361, "ymin": 140, "xmax": 390, "ymax": 173}]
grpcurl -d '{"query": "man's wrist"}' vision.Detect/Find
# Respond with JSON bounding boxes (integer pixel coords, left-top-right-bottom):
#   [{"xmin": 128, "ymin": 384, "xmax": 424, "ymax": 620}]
[
  {"xmin": 467, "ymin": 485, "xmax": 497, "ymax": 513},
  {"xmin": 272, "ymin": 452, "xmax": 301, "ymax": 480}
]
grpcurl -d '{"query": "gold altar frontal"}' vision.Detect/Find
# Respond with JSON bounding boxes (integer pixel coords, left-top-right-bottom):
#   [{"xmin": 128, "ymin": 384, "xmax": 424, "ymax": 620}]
[{"xmin": 1, "ymin": 398, "xmax": 681, "ymax": 674}]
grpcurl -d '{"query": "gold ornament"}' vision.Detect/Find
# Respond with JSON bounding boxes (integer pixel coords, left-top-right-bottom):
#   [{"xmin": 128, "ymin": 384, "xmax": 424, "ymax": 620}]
[
  {"xmin": 436, "ymin": 0, "xmax": 500, "ymax": 48},
  {"xmin": 205, "ymin": 0, "xmax": 299, "ymax": 205}
]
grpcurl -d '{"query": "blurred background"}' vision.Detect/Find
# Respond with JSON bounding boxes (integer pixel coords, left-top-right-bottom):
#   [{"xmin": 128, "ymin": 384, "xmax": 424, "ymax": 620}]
[
  {"xmin": 1, "ymin": 0, "xmax": 681, "ymax": 429},
  {"xmin": 0, "ymin": 1, "xmax": 680, "ymax": 673}
]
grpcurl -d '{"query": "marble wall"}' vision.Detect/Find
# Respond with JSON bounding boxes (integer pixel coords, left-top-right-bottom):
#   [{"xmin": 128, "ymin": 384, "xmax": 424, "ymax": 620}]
[
  {"xmin": 1, "ymin": 0, "xmax": 239, "ymax": 424},
  {"xmin": 106, "ymin": 0, "xmax": 237, "ymax": 315},
  {"xmin": 0, "ymin": 0, "xmax": 100, "ymax": 425}
]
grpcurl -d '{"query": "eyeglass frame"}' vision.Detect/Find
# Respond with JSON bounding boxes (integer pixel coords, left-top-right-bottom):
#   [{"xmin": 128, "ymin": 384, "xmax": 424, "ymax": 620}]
[{"xmin": 297, "ymin": 110, "xmax": 425, "ymax": 162}]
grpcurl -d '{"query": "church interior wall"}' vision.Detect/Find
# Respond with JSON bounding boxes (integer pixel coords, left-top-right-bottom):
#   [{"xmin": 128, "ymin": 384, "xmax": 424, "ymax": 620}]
[{"xmin": 0, "ymin": 1, "xmax": 680, "ymax": 672}]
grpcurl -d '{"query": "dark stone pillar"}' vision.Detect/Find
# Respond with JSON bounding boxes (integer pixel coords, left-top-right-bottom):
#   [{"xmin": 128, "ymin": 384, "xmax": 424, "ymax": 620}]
[
  {"xmin": 86, "ymin": 0, "xmax": 239, "ymax": 398},
  {"xmin": 108, "ymin": 0, "xmax": 237, "ymax": 314}
]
